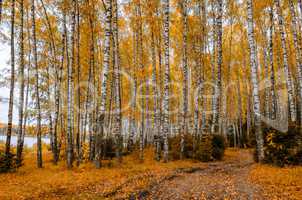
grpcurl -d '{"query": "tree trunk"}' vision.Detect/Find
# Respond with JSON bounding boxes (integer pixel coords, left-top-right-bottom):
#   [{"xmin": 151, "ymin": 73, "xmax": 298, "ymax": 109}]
[
  {"xmin": 236, "ymin": 71, "xmax": 243, "ymax": 148},
  {"xmin": 212, "ymin": 0, "xmax": 223, "ymax": 134},
  {"xmin": 200, "ymin": 0, "xmax": 207, "ymax": 132},
  {"xmin": 263, "ymin": 30, "xmax": 270, "ymax": 119},
  {"xmin": 112, "ymin": 0, "xmax": 122, "ymax": 163},
  {"xmin": 83, "ymin": 2, "xmax": 94, "ymax": 152},
  {"xmin": 151, "ymin": 29, "xmax": 160, "ymax": 161},
  {"xmin": 95, "ymin": 0, "xmax": 112, "ymax": 168},
  {"xmin": 268, "ymin": 7, "xmax": 277, "ymax": 120},
  {"xmin": 5, "ymin": 0, "xmax": 16, "ymax": 157},
  {"xmin": 20, "ymin": 10, "xmax": 32, "ymax": 161},
  {"xmin": 45, "ymin": 45, "xmax": 54, "ymax": 157},
  {"xmin": 76, "ymin": 0, "xmax": 82, "ymax": 165},
  {"xmin": 298, "ymin": 0, "xmax": 302, "ymax": 28},
  {"xmin": 162, "ymin": 0, "xmax": 170, "ymax": 162},
  {"xmin": 289, "ymin": 0, "xmax": 302, "ymax": 125},
  {"xmin": 180, "ymin": 0, "xmax": 188, "ymax": 160},
  {"xmin": 247, "ymin": 0, "xmax": 264, "ymax": 162},
  {"xmin": 31, "ymin": 0, "xmax": 43, "ymax": 168},
  {"xmin": 128, "ymin": 29, "xmax": 137, "ymax": 152},
  {"xmin": 210, "ymin": 0, "xmax": 216, "ymax": 133},
  {"xmin": 16, "ymin": 0, "xmax": 25, "ymax": 166},
  {"xmin": 275, "ymin": 0, "xmax": 297, "ymax": 123},
  {"xmin": 66, "ymin": 0, "xmax": 77, "ymax": 169}
]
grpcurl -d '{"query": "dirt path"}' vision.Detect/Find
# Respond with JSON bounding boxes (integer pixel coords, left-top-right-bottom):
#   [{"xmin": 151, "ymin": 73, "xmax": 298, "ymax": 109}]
[{"xmin": 140, "ymin": 150, "xmax": 264, "ymax": 200}]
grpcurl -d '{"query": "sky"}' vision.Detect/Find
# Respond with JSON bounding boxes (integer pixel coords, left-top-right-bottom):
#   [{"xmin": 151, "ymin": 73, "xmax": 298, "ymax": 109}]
[{"xmin": 0, "ymin": 36, "xmax": 19, "ymax": 124}]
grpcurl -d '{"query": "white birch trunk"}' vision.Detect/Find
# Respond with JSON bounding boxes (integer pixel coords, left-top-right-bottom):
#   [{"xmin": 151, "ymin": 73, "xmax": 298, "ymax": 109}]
[
  {"xmin": 247, "ymin": 0, "xmax": 264, "ymax": 162},
  {"xmin": 162, "ymin": 0, "xmax": 170, "ymax": 162}
]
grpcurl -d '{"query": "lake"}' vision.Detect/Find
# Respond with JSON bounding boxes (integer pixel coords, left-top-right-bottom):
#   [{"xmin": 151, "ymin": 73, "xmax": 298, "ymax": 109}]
[{"xmin": 0, "ymin": 135, "xmax": 50, "ymax": 148}]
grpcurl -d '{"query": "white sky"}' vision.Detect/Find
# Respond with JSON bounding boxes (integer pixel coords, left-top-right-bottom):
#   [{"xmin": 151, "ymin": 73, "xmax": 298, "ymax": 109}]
[{"xmin": 0, "ymin": 38, "xmax": 18, "ymax": 124}]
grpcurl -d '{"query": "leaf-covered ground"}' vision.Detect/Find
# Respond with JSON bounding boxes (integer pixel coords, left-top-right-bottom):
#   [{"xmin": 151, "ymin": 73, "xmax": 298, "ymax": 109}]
[
  {"xmin": 145, "ymin": 150, "xmax": 262, "ymax": 200},
  {"xmin": 0, "ymin": 148, "xmax": 301, "ymax": 199}
]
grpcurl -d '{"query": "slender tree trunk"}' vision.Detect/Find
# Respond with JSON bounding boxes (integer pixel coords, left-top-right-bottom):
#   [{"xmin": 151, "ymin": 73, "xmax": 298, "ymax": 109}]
[
  {"xmin": 53, "ymin": 32, "xmax": 65, "ymax": 163},
  {"xmin": 46, "ymin": 49, "xmax": 54, "ymax": 154},
  {"xmin": 151, "ymin": 29, "xmax": 160, "ymax": 161},
  {"xmin": 156, "ymin": 5, "xmax": 163, "ymax": 159},
  {"xmin": 263, "ymin": 30, "xmax": 270, "ymax": 119},
  {"xmin": 95, "ymin": 0, "xmax": 112, "ymax": 168},
  {"xmin": 21, "ymin": 64, "xmax": 30, "ymax": 159},
  {"xmin": 180, "ymin": 0, "xmax": 188, "ymax": 160},
  {"xmin": 112, "ymin": 0, "xmax": 122, "ymax": 163},
  {"xmin": 275, "ymin": 0, "xmax": 297, "ymax": 123},
  {"xmin": 298, "ymin": 0, "xmax": 302, "ymax": 27},
  {"xmin": 31, "ymin": 0, "xmax": 43, "ymax": 168},
  {"xmin": 224, "ymin": 0, "xmax": 234, "ymax": 137},
  {"xmin": 136, "ymin": 0, "xmax": 145, "ymax": 161},
  {"xmin": 247, "ymin": 0, "xmax": 264, "ymax": 162},
  {"xmin": 200, "ymin": 0, "xmax": 207, "ymax": 132},
  {"xmin": 83, "ymin": 3, "xmax": 94, "ymax": 151},
  {"xmin": 128, "ymin": 29, "xmax": 137, "ymax": 152},
  {"xmin": 20, "ymin": 11, "xmax": 32, "ymax": 159},
  {"xmin": 289, "ymin": 0, "xmax": 302, "ymax": 125},
  {"xmin": 236, "ymin": 71, "xmax": 243, "ymax": 148},
  {"xmin": 16, "ymin": 0, "xmax": 25, "ymax": 166},
  {"xmin": 162, "ymin": 0, "xmax": 170, "ymax": 162},
  {"xmin": 40, "ymin": 0, "xmax": 60, "ymax": 163},
  {"xmin": 66, "ymin": 0, "xmax": 77, "ymax": 169},
  {"xmin": 247, "ymin": 91, "xmax": 251, "ymax": 140},
  {"xmin": 232, "ymin": 123, "xmax": 237, "ymax": 147},
  {"xmin": 212, "ymin": 0, "xmax": 223, "ymax": 134},
  {"xmin": 269, "ymin": 7, "xmax": 277, "ymax": 120},
  {"xmin": 76, "ymin": 0, "xmax": 82, "ymax": 165},
  {"xmin": 5, "ymin": 0, "xmax": 16, "ymax": 157}
]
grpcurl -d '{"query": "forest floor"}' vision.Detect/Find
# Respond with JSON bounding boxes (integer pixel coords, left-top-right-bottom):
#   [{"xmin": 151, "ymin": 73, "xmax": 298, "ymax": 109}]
[{"xmin": 0, "ymin": 147, "xmax": 301, "ymax": 200}]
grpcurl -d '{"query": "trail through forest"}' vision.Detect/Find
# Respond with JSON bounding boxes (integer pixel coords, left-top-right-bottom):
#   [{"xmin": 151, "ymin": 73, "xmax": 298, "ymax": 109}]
[
  {"xmin": 137, "ymin": 150, "xmax": 263, "ymax": 200},
  {"xmin": 2, "ymin": 149, "xmax": 301, "ymax": 199}
]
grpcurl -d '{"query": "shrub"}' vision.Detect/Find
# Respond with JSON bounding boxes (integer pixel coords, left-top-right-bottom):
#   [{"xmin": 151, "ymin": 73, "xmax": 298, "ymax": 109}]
[
  {"xmin": 263, "ymin": 124, "xmax": 302, "ymax": 167},
  {"xmin": 211, "ymin": 134, "xmax": 225, "ymax": 160},
  {"xmin": 102, "ymin": 137, "xmax": 117, "ymax": 160},
  {"xmin": 195, "ymin": 134, "xmax": 213, "ymax": 162},
  {"xmin": 195, "ymin": 134, "xmax": 225, "ymax": 162},
  {"xmin": 168, "ymin": 133, "xmax": 225, "ymax": 162},
  {"xmin": 0, "ymin": 151, "xmax": 18, "ymax": 173},
  {"xmin": 169, "ymin": 133, "xmax": 193, "ymax": 160}
]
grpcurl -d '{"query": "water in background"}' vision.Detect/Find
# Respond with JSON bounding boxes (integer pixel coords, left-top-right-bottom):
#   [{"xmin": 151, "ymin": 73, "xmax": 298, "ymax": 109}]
[{"xmin": 0, "ymin": 135, "xmax": 50, "ymax": 148}]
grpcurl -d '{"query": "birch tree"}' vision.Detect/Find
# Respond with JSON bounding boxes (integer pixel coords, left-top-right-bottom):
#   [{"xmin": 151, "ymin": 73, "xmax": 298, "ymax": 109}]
[
  {"xmin": 212, "ymin": 0, "xmax": 223, "ymax": 133},
  {"xmin": 5, "ymin": 0, "xmax": 16, "ymax": 157},
  {"xmin": 162, "ymin": 0, "xmax": 170, "ymax": 162},
  {"xmin": 268, "ymin": 6, "xmax": 277, "ymax": 120},
  {"xmin": 180, "ymin": 0, "xmax": 188, "ymax": 160},
  {"xmin": 95, "ymin": 0, "xmax": 112, "ymax": 168},
  {"xmin": 112, "ymin": 0, "xmax": 122, "ymax": 163},
  {"xmin": 247, "ymin": 0, "xmax": 264, "ymax": 162},
  {"xmin": 16, "ymin": 0, "xmax": 25, "ymax": 166},
  {"xmin": 76, "ymin": 0, "xmax": 82, "ymax": 165},
  {"xmin": 150, "ymin": 13, "xmax": 160, "ymax": 161},
  {"xmin": 274, "ymin": 0, "xmax": 296, "ymax": 123},
  {"xmin": 31, "ymin": 0, "xmax": 43, "ymax": 168},
  {"xmin": 137, "ymin": 0, "xmax": 145, "ymax": 161},
  {"xmin": 288, "ymin": 0, "xmax": 302, "ymax": 125},
  {"xmin": 66, "ymin": 0, "xmax": 77, "ymax": 168}
]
